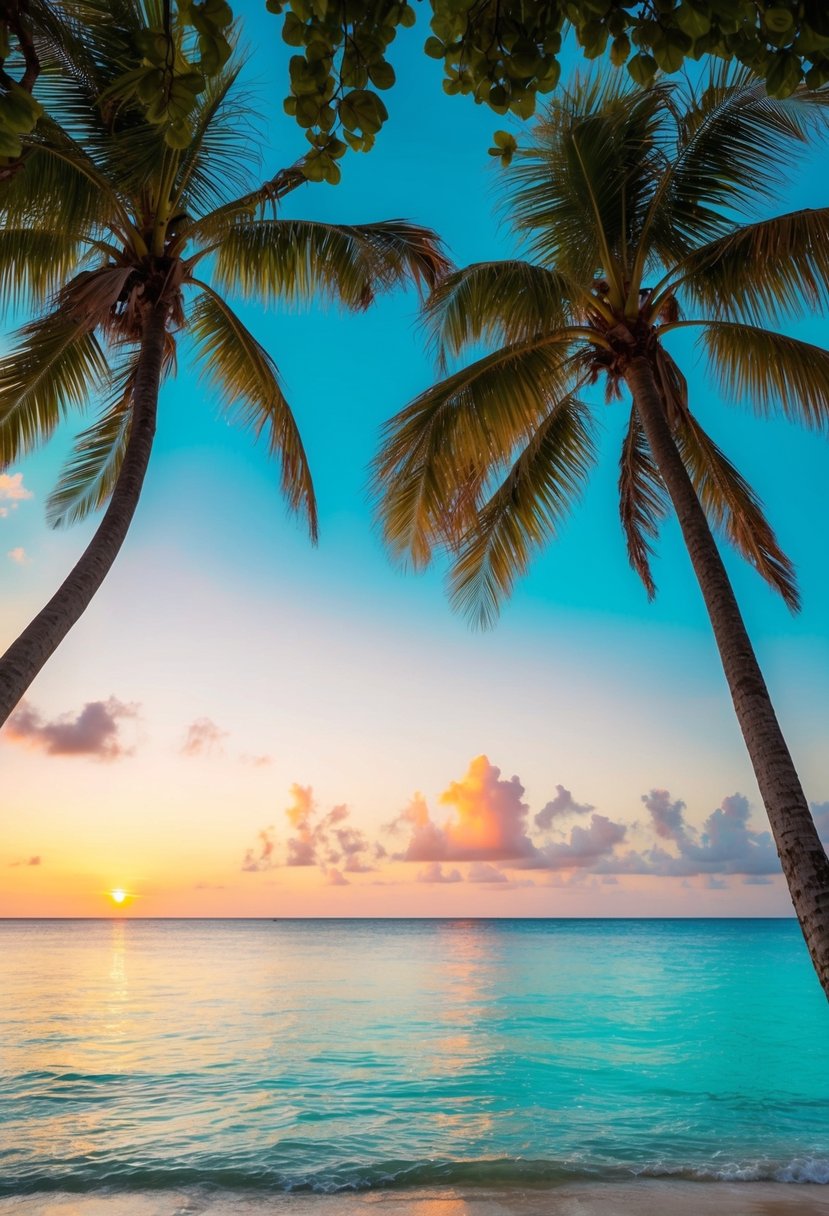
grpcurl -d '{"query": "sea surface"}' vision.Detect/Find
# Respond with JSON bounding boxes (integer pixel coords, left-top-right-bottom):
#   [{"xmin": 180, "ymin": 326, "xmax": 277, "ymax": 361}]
[{"xmin": 1, "ymin": 918, "xmax": 828, "ymax": 1205}]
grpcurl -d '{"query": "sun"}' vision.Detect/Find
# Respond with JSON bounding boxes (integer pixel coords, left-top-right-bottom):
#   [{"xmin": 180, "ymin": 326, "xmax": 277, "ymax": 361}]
[{"xmin": 110, "ymin": 888, "xmax": 127, "ymax": 905}]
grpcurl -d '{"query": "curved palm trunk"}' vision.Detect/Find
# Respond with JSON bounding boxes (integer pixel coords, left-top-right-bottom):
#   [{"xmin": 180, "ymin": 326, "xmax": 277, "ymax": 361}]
[
  {"xmin": 0, "ymin": 303, "xmax": 168, "ymax": 726},
  {"xmin": 625, "ymin": 354, "xmax": 829, "ymax": 997}
]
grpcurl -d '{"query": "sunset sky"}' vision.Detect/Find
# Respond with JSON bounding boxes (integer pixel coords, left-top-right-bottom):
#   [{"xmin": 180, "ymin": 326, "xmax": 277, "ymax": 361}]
[{"xmin": 3, "ymin": 5, "xmax": 829, "ymax": 918}]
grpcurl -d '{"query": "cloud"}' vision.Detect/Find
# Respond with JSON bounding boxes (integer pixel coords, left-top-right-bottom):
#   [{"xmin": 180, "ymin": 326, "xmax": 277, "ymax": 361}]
[
  {"xmin": 467, "ymin": 861, "xmax": 508, "ymax": 883},
  {"xmin": 285, "ymin": 784, "xmax": 319, "ymax": 865},
  {"xmin": 391, "ymin": 756, "xmax": 539, "ymax": 863},
  {"xmin": 241, "ymin": 753, "xmax": 272, "ymax": 767},
  {"xmin": 194, "ymin": 881, "xmax": 226, "ymax": 890},
  {"xmin": 234, "ymin": 762, "xmax": 805, "ymax": 891},
  {"xmin": 181, "ymin": 717, "xmax": 227, "ymax": 757},
  {"xmin": 630, "ymin": 789, "xmax": 779, "ymax": 877},
  {"xmin": 417, "ymin": 861, "xmax": 462, "ymax": 884},
  {"xmin": 0, "ymin": 472, "xmax": 33, "ymax": 504},
  {"xmin": 535, "ymin": 785, "xmax": 594, "ymax": 831},
  {"xmin": 5, "ymin": 698, "xmax": 138, "ymax": 760},
  {"xmin": 641, "ymin": 790, "xmax": 690, "ymax": 844},
  {"xmin": 8, "ymin": 855, "xmax": 41, "ymax": 867},
  {"xmin": 743, "ymin": 876, "xmax": 773, "ymax": 886},
  {"xmin": 284, "ymin": 787, "xmax": 374, "ymax": 872},
  {"xmin": 532, "ymin": 813, "xmax": 628, "ymax": 870},
  {"xmin": 241, "ymin": 827, "xmax": 276, "ymax": 872},
  {"xmin": 7, "ymin": 547, "xmax": 28, "ymax": 564}
]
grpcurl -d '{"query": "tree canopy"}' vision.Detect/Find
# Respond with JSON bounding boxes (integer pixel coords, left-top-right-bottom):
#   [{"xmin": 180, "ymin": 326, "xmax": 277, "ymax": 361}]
[
  {"xmin": 4, "ymin": 2, "xmax": 828, "ymax": 183},
  {"xmin": 263, "ymin": 0, "xmax": 829, "ymax": 180}
]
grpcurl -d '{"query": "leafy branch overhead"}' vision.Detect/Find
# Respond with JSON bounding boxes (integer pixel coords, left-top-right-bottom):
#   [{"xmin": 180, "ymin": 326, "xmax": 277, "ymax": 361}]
[{"xmin": 267, "ymin": 0, "xmax": 829, "ymax": 172}]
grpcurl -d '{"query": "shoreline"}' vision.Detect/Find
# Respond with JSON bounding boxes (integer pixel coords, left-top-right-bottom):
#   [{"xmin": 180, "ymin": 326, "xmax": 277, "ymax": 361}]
[{"xmin": 3, "ymin": 1183, "xmax": 829, "ymax": 1216}]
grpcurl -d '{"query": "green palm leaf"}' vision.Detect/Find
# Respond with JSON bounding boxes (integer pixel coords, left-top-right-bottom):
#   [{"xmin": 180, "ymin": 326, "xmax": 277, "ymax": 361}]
[
  {"xmin": 702, "ymin": 321, "xmax": 829, "ymax": 430},
  {"xmin": 678, "ymin": 208, "xmax": 829, "ymax": 325},
  {"xmin": 673, "ymin": 411, "xmax": 799, "ymax": 610},
  {"xmin": 0, "ymin": 124, "xmax": 114, "ymax": 236},
  {"xmin": 422, "ymin": 260, "xmax": 574, "ymax": 368},
  {"xmin": 448, "ymin": 395, "xmax": 597, "ymax": 629},
  {"xmin": 0, "ymin": 311, "xmax": 108, "ymax": 465},
  {"xmin": 188, "ymin": 287, "xmax": 318, "ymax": 540},
  {"xmin": 509, "ymin": 75, "xmax": 669, "ymax": 289},
  {"xmin": 45, "ymin": 357, "xmax": 140, "ymax": 528},
  {"xmin": 618, "ymin": 406, "xmax": 669, "ymax": 599},
  {"xmin": 171, "ymin": 66, "xmax": 257, "ymax": 220},
  {"xmin": 213, "ymin": 218, "xmax": 450, "ymax": 310},
  {"xmin": 0, "ymin": 228, "xmax": 87, "ymax": 312},
  {"xmin": 374, "ymin": 337, "xmax": 582, "ymax": 567},
  {"xmin": 647, "ymin": 66, "xmax": 829, "ymax": 263}
]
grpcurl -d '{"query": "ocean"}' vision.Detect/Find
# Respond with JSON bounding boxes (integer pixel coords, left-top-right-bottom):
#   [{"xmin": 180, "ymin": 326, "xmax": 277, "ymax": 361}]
[{"xmin": 1, "ymin": 918, "xmax": 828, "ymax": 1210}]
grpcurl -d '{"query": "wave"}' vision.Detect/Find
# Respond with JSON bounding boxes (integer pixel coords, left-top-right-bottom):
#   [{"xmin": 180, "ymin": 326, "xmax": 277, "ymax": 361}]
[{"xmin": 2, "ymin": 1154, "xmax": 829, "ymax": 1197}]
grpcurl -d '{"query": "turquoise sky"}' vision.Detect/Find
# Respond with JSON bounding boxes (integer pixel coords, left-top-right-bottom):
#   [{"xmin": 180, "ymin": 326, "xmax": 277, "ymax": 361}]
[{"xmin": 2, "ymin": 5, "xmax": 829, "ymax": 917}]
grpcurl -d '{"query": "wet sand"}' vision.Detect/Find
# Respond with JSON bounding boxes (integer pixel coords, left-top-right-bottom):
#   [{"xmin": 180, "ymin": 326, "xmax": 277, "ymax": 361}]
[{"xmin": 3, "ymin": 1185, "xmax": 829, "ymax": 1216}]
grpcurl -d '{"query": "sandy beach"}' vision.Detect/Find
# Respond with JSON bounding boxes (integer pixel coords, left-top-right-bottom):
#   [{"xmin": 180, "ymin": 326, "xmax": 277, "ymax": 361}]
[{"xmin": 3, "ymin": 1186, "xmax": 829, "ymax": 1216}]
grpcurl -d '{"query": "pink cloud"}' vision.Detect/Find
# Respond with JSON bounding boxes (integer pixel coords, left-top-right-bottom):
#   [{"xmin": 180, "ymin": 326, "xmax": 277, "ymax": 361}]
[
  {"xmin": 181, "ymin": 717, "xmax": 228, "ymax": 757},
  {"xmin": 241, "ymin": 827, "xmax": 276, "ymax": 872},
  {"xmin": 535, "ymin": 785, "xmax": 594, "ymax": 830},
  {"xmin": 285, "ymin": 788, "xmax": 374, "ymax": 872},
  {"xmin": 391, "ymin": 756, "xmax": 538, "ymax": 863},
  {"xmin": 5, "ymin": 698, "xmax": 138, "ymax": 760},
  {"xmin": 8, "ymin": 855, "xmax": 42, "ymax": 867},
  {"xmin": 417, "ymin": 861, "xmax": 461, "ymax": 884},
  {"xmin": 7, "ymin": 546, "xmax": 28, "ymax": 564},
  {"xmin": 467, "ymin": 861, "xmax": 508, "ymax": 883},
  {"xmin": 633, "ymin": 789, "xmax": 779, "ymax": 877},
  {"xmin": 241, "ymin": 753, "xmax": 272, "ymax": 767},
  {"xmin": 0, "ymin": 472, "xmax": 33, "ymax": 503},
  {"xmin": 531, "ymin": 814, "xmax": 627, "ymax": 870}
]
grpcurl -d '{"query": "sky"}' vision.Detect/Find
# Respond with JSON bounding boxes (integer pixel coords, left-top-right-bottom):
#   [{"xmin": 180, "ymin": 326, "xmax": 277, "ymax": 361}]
[{"xmin": 2, "ymin": 5, "xmax": 829, "ymax": 918}]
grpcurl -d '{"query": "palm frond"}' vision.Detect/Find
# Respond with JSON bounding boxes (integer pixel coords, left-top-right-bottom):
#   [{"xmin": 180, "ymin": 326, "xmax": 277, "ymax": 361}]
[
  {"xmin": 701, "ymin": 321, "xmax": 829, "ymax": 430},
  {"xmin": 12, "ymin": 116, "xmax": 130, "ymax": 234},
  {"xmin": 677, "ymin": 208, "xmax": 829, "ymax": 325},
  {"xmin": 185, "ymin": 162, "xmax": 307, "ymax": 243},
  {"xmin": 448, "ymin": 395, "xmax": 597, "ymax": 629},
  {"xmin": 1, "ymin": 123, "xmax": 114, "ymax": 235},
  {"xmin": 672, "ymin": 410, "xmax": 799, "ymax": 610},
  {"xmin": 618, "ymin": 406, "xmax": 669, "ymax": 599},
  {"xmin": 171, "ymin": 65, "xmax": 261, "ymax": 220},
  {"xmin": 213, "ymin": 218, "xmax": 450, "ymax": 309},
  {"xmin": 373, "ymin": 337, "xmax": 582, "ymax": 567},
  {"xmin": 648, "ymin": 65, "xmax": 829, "ymax": 262},
  {"xmin": 188, "ymin": 286, "xmax": 317, "ymax": 539},
  {"xmin": 422, "ymin": 260, "xmax": 573, "ymax": 369},
  {"xmin": 0, "ymin": 311, "xmax": 108, "ymax": 465},
  {"xmin": 45, "ymin": 356, "xmax": 140, "ymax": 527},
  {"xmin": 0, "ymin": 228, "xmax": 87, "ymax": 313},
  {"xmin": 509, "ymin": 74, "xmax": 670, "ymax": 288}
]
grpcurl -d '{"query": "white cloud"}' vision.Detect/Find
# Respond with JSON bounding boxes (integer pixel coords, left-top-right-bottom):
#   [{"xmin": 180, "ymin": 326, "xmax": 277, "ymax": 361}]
[{"xmin": 0, "ymin": 472, "xmax": 33, "ymax": 503}]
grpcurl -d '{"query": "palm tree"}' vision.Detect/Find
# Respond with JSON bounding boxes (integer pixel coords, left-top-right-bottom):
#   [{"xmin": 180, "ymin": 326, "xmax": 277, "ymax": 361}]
[
  {"xmin": 0, "ymin": 2, "xmax": 448, "ymax": 724},
  {"xmin": 373, "ymin": 69, "xmax": 829, "ymax": 997}
]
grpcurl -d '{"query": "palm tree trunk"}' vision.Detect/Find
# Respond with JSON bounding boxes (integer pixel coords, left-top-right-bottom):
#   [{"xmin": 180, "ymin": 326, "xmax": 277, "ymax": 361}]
[
  {"xmin": 625, "ymin": 353, "xmax": 829, "ymax": 998},
  {"xmin": 0, "ymin": 303, "xmax": 168, "ymax": 726}
]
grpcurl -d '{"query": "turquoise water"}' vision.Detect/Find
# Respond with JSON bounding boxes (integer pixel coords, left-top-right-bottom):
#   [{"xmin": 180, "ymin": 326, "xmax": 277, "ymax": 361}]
[{"xmin": 1, "ymin": 919, "xmax": 828, "ymax": 1197}]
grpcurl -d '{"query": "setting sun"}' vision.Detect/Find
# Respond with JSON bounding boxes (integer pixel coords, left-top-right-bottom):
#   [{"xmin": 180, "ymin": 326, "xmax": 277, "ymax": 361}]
[{"xmin": 110, "ymin": 889, "xmax": 126, "ymax": 905}]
